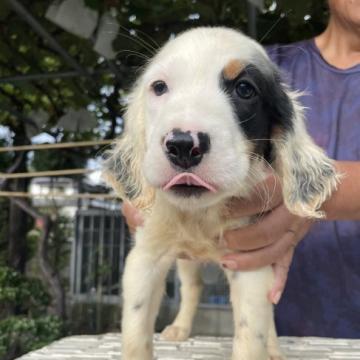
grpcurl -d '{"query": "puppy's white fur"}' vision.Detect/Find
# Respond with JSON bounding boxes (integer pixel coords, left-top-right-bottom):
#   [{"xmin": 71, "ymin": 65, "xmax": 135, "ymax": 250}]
[{"xmin": 104, "ymin": 27, "xmax": 339, "ymax": 360}]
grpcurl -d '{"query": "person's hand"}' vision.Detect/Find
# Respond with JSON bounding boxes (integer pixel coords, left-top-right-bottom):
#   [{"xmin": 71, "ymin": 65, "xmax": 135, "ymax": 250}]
[
  {"xmin": 122, "ymin": 201, "xmax": 143, "ymax": 234},
  {"xmin": 221, "ymin": 174, "xmax": 313, "ymax": 304}
]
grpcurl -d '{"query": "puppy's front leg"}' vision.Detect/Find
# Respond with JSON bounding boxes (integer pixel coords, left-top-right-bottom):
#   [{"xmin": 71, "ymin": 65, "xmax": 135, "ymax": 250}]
[
  {"xmin": 161, "ymin": 259, "xmax": 203, "ymax": 341},
  {"xmin": 122, "ymin": 235, "xmax": 173, "ymax": 360},
  {"xmin": 225, "ymin": 267, "xmax": 274, "ymax": 360}
]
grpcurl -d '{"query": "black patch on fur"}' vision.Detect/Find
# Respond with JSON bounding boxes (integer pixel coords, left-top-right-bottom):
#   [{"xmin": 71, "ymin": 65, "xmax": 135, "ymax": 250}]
[
  {"xmin": 256, "ymin": 332, "xmax": 267, "ymax": 347},
  {"xmin": 221, "ymin": 64, "xmax": 294, "ymax": 162},
  {"xmin": 198, "ymin": 132, "xmax": 210, "ymax": 154},
  {"xmin": 239, "ymin": 317, "xmax": 248, "ymax": 328},
  {"xmin": 166, "ymin": 129, "xmax": 210, "ymax": 169},
  {"xmin": 133, "ymin": 302, "xmax": 144, "ymax": 311}
]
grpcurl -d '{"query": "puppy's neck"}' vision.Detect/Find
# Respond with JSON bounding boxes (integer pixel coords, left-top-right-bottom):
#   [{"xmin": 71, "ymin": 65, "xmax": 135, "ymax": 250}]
[{"xmin": 140, "ymin": 195, "xmax": 246, "ymax": 262}]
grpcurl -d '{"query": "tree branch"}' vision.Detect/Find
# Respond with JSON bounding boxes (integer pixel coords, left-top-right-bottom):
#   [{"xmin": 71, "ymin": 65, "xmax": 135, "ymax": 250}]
[{"xmin": 0, "ymin": 152, "xmax": 26, "ymax": 191}]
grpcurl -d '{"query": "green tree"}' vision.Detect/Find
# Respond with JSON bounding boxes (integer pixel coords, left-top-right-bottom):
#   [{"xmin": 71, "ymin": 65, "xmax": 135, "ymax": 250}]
[{"xmin": 0, "ymin": 266, "xmax": 63, "ymax": 360}]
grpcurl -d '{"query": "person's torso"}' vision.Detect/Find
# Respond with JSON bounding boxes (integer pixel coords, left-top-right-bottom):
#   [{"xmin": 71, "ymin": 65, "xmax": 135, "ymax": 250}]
[{"xmin": 266, "ymin": 40, "xmax": 360, "ymax": 338}]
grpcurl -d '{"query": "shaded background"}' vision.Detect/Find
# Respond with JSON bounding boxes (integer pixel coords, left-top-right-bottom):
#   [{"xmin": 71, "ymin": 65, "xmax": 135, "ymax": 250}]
[{"xmin": 0, "ymin": 1, "xmax": 329, "ymax": 359}]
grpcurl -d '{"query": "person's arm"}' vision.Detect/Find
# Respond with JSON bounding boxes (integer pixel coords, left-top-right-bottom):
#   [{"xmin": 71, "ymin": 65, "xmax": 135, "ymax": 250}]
[
  {"xmin": 223, "ymin": 161, "xmax": 360, "ymax": 251},
  {"xmin": 122, "ymin": 201, "xmax": 144, "ymax": 234},
  {"xmin": 322, "ymin": 161, "xmax": 360, "ymax": 220}
]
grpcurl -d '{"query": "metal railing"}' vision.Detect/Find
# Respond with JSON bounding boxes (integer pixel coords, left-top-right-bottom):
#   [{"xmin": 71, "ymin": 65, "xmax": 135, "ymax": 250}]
[{"xmin": 71, "ymin": 209, "xmax": 130, "ymax": 303}]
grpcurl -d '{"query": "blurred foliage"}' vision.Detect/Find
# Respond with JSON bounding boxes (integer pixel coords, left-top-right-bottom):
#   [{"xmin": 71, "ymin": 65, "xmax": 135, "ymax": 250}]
[
  {"xmin": 0, "ymin": 267, "xmax": 64, "ymax": 360},
  {"xmin": 0, "ymin": 139, "xmax": 13, "ymax": 171},
  {"xmin": 260, "ymin": 0, "xmax": 329, "ymax": 44},
  {"xmin": 0, "ymin": 198, "xmax": 9, "ymax": 265},
  {"xmin": 0, "ymin": 266, "xmax": 50, "ymax": 309},
  {"xmin": 0, "ymin": 315, "xmax": 63, "ymax": 360},
  {"xmin": 0, "ymin": 138, "xmax": 11, "ymax": 265},
  {"xmin": 27, "ymin": 213, "xmax": 71, "ymax": 276},
  {"xmin": 31, "ymin": 145, "xmax": 89, "ymax": 171},
  {"xmin": 48, "ymin": 214, "xmax": 72, "ymax": 274}
]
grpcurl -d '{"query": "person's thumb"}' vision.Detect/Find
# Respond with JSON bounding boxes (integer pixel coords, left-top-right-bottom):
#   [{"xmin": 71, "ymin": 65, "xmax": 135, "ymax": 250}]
[{"xmin": 268, "ymin": 247, "xmax": 294, "ymax": 304}]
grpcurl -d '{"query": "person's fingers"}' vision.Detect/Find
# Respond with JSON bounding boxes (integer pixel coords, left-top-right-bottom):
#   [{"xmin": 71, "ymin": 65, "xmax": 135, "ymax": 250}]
[
  {"xmin": 221, "ymin": 228, "xmax": 298, "ymax": 271},
  {"xmin": 267, "ymin": 221, "xmax": 313, "ymax": 303},
  {"xmin": 224, "ymin": 205, "xmax": 300, "ymax": 251},
  {"xmin": 122, "ymin": 201, "xmax": 143, "ymax": 234},
  {"xmin": 224, "ymin": 220, "xmax": 273, "ymax": 251},
  {"xmin": 269, "ymin": 247, "xmax": 295, "ymax": 304},
  {"xmin": 225, "ymin": 174, "xmax": 282, "ymax": 218}
]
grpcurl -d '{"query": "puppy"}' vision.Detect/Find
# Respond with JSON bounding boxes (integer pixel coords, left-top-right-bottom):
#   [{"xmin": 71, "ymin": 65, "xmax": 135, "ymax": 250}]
[{"xmin": 104, "ymin": 27, "xmax": 339, "ymax": 360}]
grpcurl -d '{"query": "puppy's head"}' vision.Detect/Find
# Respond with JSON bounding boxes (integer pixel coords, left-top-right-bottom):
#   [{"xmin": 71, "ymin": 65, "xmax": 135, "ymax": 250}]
[{"xmin": 104, "ymin": 27, "xmax": 339, "ymax": 217}]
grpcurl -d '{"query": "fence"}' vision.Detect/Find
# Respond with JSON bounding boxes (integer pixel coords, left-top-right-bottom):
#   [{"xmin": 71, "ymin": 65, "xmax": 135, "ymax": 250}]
[{"xmin": 71, "ymin": 209, "xmax": 130, "ymax": 304}]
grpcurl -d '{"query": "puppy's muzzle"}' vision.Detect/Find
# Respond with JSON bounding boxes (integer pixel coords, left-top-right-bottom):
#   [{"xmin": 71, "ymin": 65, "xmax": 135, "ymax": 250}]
[{"xmin": 164, "ymin": 129, "xmax": 210, "ymax": 169}]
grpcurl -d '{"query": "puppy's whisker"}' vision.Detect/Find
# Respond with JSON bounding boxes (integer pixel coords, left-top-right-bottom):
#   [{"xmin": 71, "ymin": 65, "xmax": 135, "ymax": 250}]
[
  {"xmin": 103, "ymin": 25, "xmax": 157, "ymax": 54},
  {"xmin": 247, "ymin": 152, "xmax": 277, "ymax": 181},
  {"xmin": 118, "ymin": 25, "xmax": 159, "ymax": 53},
  {"xmin": 259, "ymin": 10, "xmax": 292, "ymax": 44},
  {"xmin": 116, "ymin": 49, "xmax": 151, "ymax": 62},
  {"xmin": 119, "ymin": 24, "xmax": 160, "ymax": 50},
  {"xmin": 238, "ymin": 113, "xmax": 257, "ymax": 125},
  {"xmin": 248, "ymin": 138, "xmax": 286, "ymax": 144},
  {"xmin": 116, "ymin": 32, "xmax": 156, "ymax": 55},
  {"xmin": 246, "ymin": 153, "xmax": 278, "ymax": 217},
  {"xmin": 245, "ymin": 173, "xmax": 271, "ymax": 220}
]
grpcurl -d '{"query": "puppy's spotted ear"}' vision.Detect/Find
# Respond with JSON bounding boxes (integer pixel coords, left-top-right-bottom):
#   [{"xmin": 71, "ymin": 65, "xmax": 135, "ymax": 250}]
[
  {"xmin": 272, "ymin": 90, "xmax": 340, "ymax": 218},
  {"xmin": 103, "ymin": 82, "xmax": 155, "ymax": 209}
]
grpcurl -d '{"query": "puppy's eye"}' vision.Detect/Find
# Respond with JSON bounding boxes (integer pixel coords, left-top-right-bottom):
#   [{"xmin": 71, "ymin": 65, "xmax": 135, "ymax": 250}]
[
  {"xmin": 151, "ymin": 80, "xmax": 168, "ymax": 96},
  {"xmin": 235, "ymin": 81, "xmax": 257, "ymax": 99}
]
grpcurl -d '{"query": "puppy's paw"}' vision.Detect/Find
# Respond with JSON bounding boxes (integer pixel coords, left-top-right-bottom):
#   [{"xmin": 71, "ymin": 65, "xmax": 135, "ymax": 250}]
[
  {"xmin": 267, "ymin": 346, "xmax": 285, "ymax": 360},
  {"xmin": 160, "ymin": 325, "xmax": 191, "ymax": 341},
  {"xmin": 267, "ymin": 339, "xmax": 285, "ymax": 360}
]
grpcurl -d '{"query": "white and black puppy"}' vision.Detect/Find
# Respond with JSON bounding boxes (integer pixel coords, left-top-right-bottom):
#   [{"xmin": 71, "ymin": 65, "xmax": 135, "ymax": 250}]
[{"xmin": 104, "ymin": 27, "xmax": 339, "ymax": 360}]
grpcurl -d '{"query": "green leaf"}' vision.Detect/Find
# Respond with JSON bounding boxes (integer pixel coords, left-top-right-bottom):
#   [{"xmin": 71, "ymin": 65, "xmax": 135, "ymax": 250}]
[
  {"xmin": 0, "ymin": 2, "xmax": 10, "ymax": 21},
  {"xmin": 0, "ymin": 315, "xmax": 63, "ymax": 357},
  {"xmin": 84, "ymin": 0, "xmax": 100, "ymax": 10}
]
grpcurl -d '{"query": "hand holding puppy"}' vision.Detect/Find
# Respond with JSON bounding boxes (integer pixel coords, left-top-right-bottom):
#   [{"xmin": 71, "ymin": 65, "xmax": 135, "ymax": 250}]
[{"xmin": 221, "ymin": 174, "xmax": 313, "ymax": 304}]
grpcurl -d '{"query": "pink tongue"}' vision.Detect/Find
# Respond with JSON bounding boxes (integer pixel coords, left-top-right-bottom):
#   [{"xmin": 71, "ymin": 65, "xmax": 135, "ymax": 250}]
[{"xmin": 163, "ymin": 173, "xmax": 217, "ymax": 193}]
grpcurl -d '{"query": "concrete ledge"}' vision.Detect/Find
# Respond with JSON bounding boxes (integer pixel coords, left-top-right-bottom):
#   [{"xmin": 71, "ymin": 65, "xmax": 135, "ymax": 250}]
[{"xmin": 17, "ymin": 333, "xmax": 360, "ymax": 360}]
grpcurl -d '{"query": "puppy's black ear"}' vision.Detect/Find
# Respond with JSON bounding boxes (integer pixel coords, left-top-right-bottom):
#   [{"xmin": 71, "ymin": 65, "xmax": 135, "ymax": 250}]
[
  {"xmin": 103, "ymin": 83, "xmax": 155, "ymax": 209},
  {"xmin": 271, "ymin": 88, "xmax": 340, "ymax": 218}
]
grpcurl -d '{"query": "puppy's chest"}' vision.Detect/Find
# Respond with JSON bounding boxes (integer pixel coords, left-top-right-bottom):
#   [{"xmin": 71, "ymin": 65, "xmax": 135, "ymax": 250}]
[{"xmin": 154, "ymin": 210, "xmax": 249, "ymax": 262}]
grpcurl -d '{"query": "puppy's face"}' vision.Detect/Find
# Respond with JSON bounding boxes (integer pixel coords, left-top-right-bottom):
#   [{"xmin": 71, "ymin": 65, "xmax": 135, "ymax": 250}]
[
  {"xmin": 106, "ymin": 27, "xmax": 337, "ymax": 218},
  {"xmin": 140, "ymin": 28, "xmax": 291, "ymax": 209}
]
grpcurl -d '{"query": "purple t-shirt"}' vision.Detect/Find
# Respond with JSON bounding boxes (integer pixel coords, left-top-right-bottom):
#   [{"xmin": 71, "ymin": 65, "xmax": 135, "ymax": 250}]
[{"xmin": 266, "ymin": 40, "xmax": 360, "ymax": 338}]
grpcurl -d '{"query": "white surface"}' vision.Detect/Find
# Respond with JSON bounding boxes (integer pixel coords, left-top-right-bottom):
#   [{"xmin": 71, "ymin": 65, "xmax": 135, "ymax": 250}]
[{"xmin": 17, "ymin": 333, "xmax": 360, "ymax": 360}]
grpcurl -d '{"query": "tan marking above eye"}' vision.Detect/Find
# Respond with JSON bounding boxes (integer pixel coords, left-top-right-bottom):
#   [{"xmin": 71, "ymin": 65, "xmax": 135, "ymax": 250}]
[{"xmin": 223, "ymin": 59, "xmax": 244, "ymax": 80}]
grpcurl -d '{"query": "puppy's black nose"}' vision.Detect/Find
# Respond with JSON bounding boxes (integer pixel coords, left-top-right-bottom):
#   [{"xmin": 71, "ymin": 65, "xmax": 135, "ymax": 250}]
[{"xmin": 165, "ymin": 129, "xmax": 210, "ymax": 169}]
